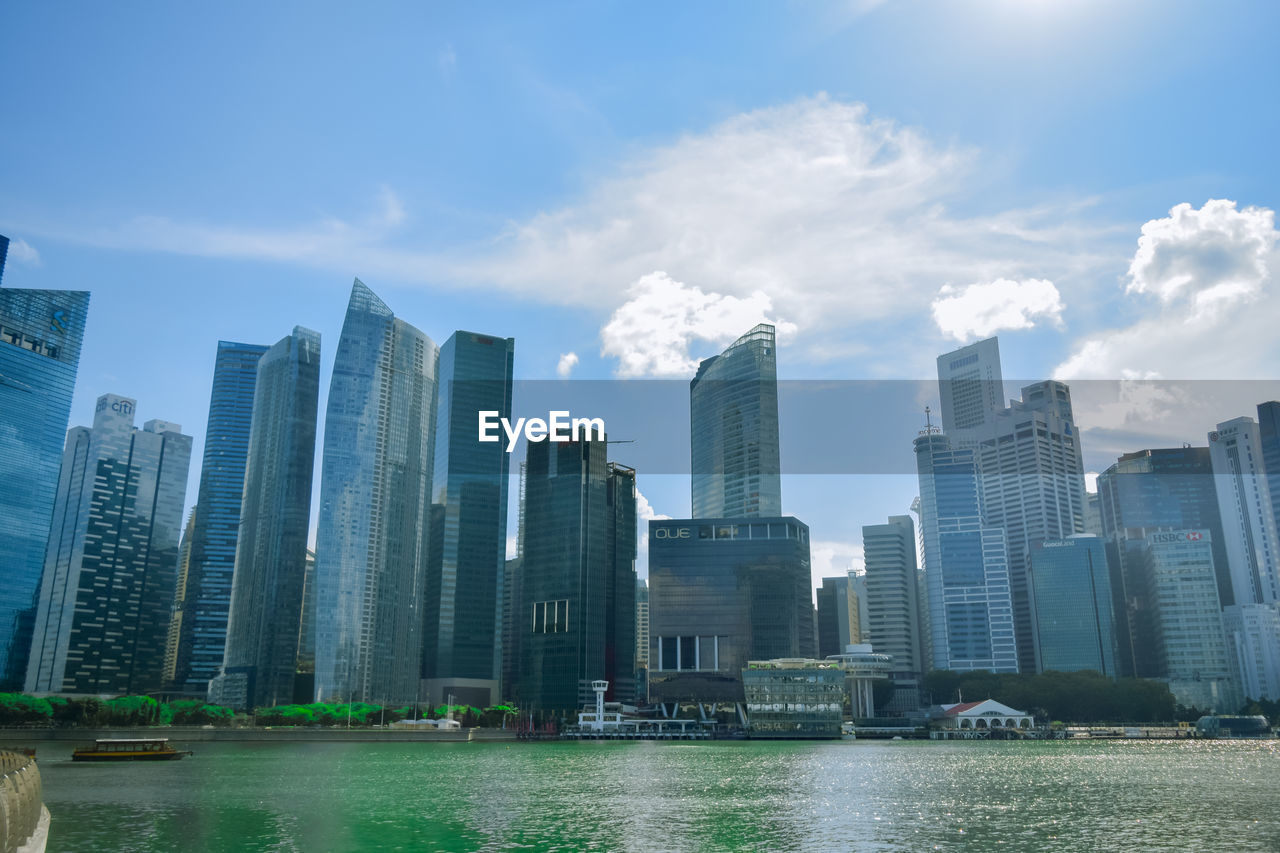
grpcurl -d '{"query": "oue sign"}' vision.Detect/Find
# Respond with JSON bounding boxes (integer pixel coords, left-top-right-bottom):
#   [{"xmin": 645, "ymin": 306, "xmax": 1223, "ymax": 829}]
[{"xmin": 654, "ymin": 527, "xmax": 691, "ymax": 540}]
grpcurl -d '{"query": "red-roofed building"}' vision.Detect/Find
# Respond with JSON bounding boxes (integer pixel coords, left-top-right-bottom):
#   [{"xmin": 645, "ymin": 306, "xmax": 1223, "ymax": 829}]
[{"xmin": 938, "ymin": 698, "xmax": 1033, "ymax": 731}]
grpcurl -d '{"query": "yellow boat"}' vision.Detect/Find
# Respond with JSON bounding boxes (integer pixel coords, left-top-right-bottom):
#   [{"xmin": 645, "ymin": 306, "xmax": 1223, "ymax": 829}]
[{"xmin": 71, "ymin": 738, "xmax": 192, "ymax": 762}]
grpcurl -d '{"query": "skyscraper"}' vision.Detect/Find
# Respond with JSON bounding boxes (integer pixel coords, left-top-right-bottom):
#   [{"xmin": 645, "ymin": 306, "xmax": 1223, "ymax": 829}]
[
  {"xmin": 314, "ymin": 280, "xmax": 438, "ymax": 705},
  {"xmin": 971, "ymin": 380, "xmax": 1087, "ymax": 672},
  {"xmin": 1097, "ymin": 446, "xmax": 1229, "ymax": 676},
  {"xmin": 1223, "ymin": 603, "xmax": 1280, "ymax": 702},
  {"xmin": 421, "ymin": 331, "xmax": 515, "ymax": 708},
  {"xmin": 913, "ymin": 433, "xmax": 1019, "ymax": 674},
  {"xmin": 0, "ymin": 272, "xmax": 89, "ymax": 689},
  {"xmin": 1258, "ymin": 401, "xmax": 1280, "ymax": 537},
  {"xmin": 862, "ymin": 515, "xmax": 926, "ymax": 710},
  {"xmin": 169, "ymin": 340, "xmax": 269, "ymax": 695},
  {"xmin": 690, "ymin": 324, "xmax": 782, "ymax": 519},
  {"xmin": 1026, "ymin": 536, "xmax": 1117, "ymax": 676},
  {"xmin": 26, "ymin": 395, "xmax": 192, "ymax": 694},
  {"xmin": 210, "ymin": 327, "xmax": 320, "ymax": 709},
  {"xmin": 936, "ymin": 336, "xmax": 1004, "ymax": 435},
  {"xmin": 517, "ymin": 439, "xmax": 637, "ymax": 712},
  {"xmin": 816, "ymin": 576, "xmax": 856, "ymax": 658},
  {"xmin": 1135, "ymin": 530, "xmax": 1237, "ymax": 712},
  {"xmin": 1209, "ymin": 417, "xmax": 1280, "ymax": 607},
  {"xmin": 163, "ymin": 507, "xmax": 197, "ymax": 686},
  {"xmin": 647, "ymin": 517, "xmax": 816, "ymax": 708}
]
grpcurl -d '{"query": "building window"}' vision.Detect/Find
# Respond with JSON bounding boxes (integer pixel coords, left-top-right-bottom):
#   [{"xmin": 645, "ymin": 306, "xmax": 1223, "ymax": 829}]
[{"xmin": 532, "ymin": 599, "xmax": 569, "ymax": 633}]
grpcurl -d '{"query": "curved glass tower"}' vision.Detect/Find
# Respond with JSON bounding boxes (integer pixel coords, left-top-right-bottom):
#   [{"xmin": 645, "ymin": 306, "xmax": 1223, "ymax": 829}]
[
  {"xmin": 213, "ymin": 327, "xmax": 321, "ymax": 709},
  {"xmin": 0, "ymin": 275, "xmax": 89, "ymax": 689},
  {"xmin": 314, "ymin": 281, "xmax": 438, "ymax": 705},
  {"xmin": 690, "ymin": 324, "xmax": 781, "ymax": 519}
]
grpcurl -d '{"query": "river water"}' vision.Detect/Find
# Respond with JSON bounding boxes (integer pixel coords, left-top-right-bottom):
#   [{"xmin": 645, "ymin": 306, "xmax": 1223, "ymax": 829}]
[{"xmin": 37, "ymin": 739, "xmax": 1280, "ymax": 851}]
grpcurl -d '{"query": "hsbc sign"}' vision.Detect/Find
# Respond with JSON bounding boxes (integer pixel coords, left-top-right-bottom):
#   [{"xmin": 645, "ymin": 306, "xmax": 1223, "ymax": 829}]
[{"xmin": 1150, "ymin": 530, "xmax": 1208, "ymax": 544}]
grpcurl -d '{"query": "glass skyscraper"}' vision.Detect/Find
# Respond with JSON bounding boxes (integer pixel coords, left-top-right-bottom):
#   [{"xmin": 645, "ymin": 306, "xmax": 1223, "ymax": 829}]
[
  {"xmin": 421, "ymin": 330, "xmax": 515, "ymax": 708},
  {"xmin": 0, "ymin": 270, "xmax": 89, "ymax": 689},
  {"xmin": 517, "ymin": 439, "xmax": 637, "ymax": 713},
  {"xmin": 1027, "ymin": 536, "xmax": 1118, "ymax": 676},
  {"xmin": 690, "ymin": 324, "xmax": 782, "ymax": 519},
  {"xmin": 913, "ymin": 433, "xmax": 1019, "ymax": 674},
  {"xmin": 169, "ymin": 340, "xmax": 269, "ymax": 695},
  {"xmin": 1097, "ymin": 446, "xmax": 1228, "ymax": 676},
  {"xmin": 1209, "ymin": 417, "xmax": 1280, "ymax": 607},
  {"xmin": 647, "ymin": 516, "xmax": 816, "ymax": 707},
  {"xmin": 314, "ymin": 280, "xmax": 438, "ymax": 705},
  {"xmin": 26, "ymin": 395, "xmax": 192, "ymax": 694},
  {"xmin": 210, "ymin": 327, "xmax": 321, "ymax": 709}
]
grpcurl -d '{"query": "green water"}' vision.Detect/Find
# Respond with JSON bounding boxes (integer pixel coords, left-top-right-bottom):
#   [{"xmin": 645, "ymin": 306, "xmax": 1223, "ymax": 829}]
[{"xmin": 37, "ymin": 739, "xmax": 1280, "ymax": 852}]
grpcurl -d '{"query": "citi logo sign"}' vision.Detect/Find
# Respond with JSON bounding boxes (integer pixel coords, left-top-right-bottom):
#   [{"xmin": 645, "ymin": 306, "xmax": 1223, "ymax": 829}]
[{"xmin": 654, "ymin": 527, "xmax": 691, "ymax": 540}]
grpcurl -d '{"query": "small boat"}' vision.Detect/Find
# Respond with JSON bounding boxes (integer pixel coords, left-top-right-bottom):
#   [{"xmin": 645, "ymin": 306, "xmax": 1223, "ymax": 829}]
[{"xmin": 71, "ymin": 738, "xmax": 192, "ymax": 762}]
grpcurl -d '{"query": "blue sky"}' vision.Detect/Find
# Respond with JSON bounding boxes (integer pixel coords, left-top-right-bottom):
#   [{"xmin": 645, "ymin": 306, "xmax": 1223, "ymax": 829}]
[{"xmin": 3, "ymin": 0, "xmax": 1279, "ymax": 585}]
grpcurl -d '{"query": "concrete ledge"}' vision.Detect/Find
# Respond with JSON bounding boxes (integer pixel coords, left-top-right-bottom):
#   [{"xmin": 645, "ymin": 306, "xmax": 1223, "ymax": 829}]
[{"xmin": 0, "ymin": 727, "xmax": 517, "ymax": 744}]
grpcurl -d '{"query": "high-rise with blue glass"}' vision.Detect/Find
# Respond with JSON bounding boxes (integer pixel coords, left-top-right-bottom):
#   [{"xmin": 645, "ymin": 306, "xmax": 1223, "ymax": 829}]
[
  {"xmin": 690, "ymin": 324, "xmax": 782, "ymax": 519},
  {"xmin": 26, "ymin": 395, "xmax": 192, "ymax": 694},
  {"xmin": 421, "ymin": 331, "xmax": 515, "ymax": 708},
  {"xmin": 1027, "ymin": 536, "xmax": 1118, "ymax": 675},
  {"xmin": 315, "ymin": 280, "xmax": 438, "ymax": 705},
  {"xmin": 0, "ymin": 247, "xmax": 90, "ymax": 690},
  {"xmin": 913, "ymin": 432, "xmax": 1019, "ymax": 673},
  {"xmin": 210, "ymin": 327, "xmax": 321, "ymax": 709},
  {"xmin": 168, "ymin": 340, "xmax": 270, "ymax": 696}
]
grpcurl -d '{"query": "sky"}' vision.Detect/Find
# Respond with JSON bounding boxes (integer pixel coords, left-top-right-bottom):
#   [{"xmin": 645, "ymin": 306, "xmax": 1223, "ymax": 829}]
[{"xmin": 2, "ymin": 0, "xmax": 1279, "ymax": 588}]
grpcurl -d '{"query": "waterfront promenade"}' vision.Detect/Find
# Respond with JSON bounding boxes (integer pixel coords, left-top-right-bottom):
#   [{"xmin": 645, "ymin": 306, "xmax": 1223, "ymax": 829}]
[{"xmin": 0, "ymin": 727, "xmax": 515, "ymax": 745}]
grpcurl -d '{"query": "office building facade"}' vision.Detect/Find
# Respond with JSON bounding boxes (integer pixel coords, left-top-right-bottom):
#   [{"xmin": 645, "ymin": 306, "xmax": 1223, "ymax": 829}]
[
  {"xmin": 517, "ymin": 440, "xmax": 636, "ymax": 712},
  {"xmin": 971, "ymin": 380, "xmax": 1088, "ymax": 673},
  {"xmin": 647, "ymin": 517, "xmax": 815, "ymax": 705},
  {"xmin": 26, "ymin": 395, "xmax": 191, "ymax": 694},
  {"xmin": 816, "ymin": 576, "xmax": 856, "ymax": 658},
  {"xmin": 1222, "ymin": 603, "xmax": 1280, "ymax": 702},
  {"xmin": 421, "ymin": 331, "xmax": 515, "ymax": 708},
  {"xmin": 1259, "ymin": 401, "xmax": 1280, "ymax": 537},
  {"xmin": 169, "ymin": 340, "xmax": 269, "ymax": 695},
  {"xmin": 1209, "ymin": 417, "xmax": 1280, "ymax": 607},
  {"xmin": 0, "ymin": 277, "xmax": 89, "ymax": 689},
  {"xmin": 913, "ymin": 433, "xmax": 1019, "ymax": 674},
  {"xmin": 1097, "ymin": 447, "xmax": 1230, "ymax": 678},
  {"xmin": 862, "ymin": 515, "xmax": 926, "ymax": 710},
  {"xmin": 210, "ymin": 327, "xmax": 320, "ymax": 709},
  {"xmin": 1027, "ymin": 536, "xmax": 1118, "ymax": 676},
  {"xmin": 314, "ymin": 280, "xmax": 438, "ymax": 705},
  {"xmin": 936, "ymin": 336, "xmax": 1004, "ymax": 435},
  {"xmin": 690, "ymin": 324, "xmax": 782, "ymax": 519},
  {"xmin": 1137, "ymin": 530, "xmax": 1237, "ymax": 711}
]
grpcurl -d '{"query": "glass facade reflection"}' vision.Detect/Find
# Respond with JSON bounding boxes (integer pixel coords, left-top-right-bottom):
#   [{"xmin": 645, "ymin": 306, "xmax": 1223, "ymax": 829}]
[
  {"xmin": 690, "ymin": 324, "xmax": 782, "ymax": 519},
  {"xmin": 26, "ymin": 395, "xmax": 192, "ymax": 693},
  {"xmin": 914, "ymin": 434, "xmax": 1018, "ymax": 674},
  {"xmin": 315, "ymin": 280, "xmax": 438, "ymax": 705},
  {"xmin": 1027, "ymin": 536, "xmax": 1118, "ymax": 676},
  {"xmin": 212, "ymin": 327, "xmax": 320, "ymax": 709},
  {"xmin": 169, "ymin": 340, "xmax": 269, "ymax": 695},
  {"xmin": 0, "ymin": 281, "xmax": 89, "ymax": 689},
  {"xmin": 421, "ymin": 331, "xmax": 514, "ymax": 707},
  {"xmin": 518, "ymin": 440, "xmax": 637, "ymax": 712},
  {"xmin": 742, "ymin": 659, "xmax": 844, "ymax": 739},
  {"xmin": 648, "ymin": 517, "xmax": 815, "ymax": 704}
]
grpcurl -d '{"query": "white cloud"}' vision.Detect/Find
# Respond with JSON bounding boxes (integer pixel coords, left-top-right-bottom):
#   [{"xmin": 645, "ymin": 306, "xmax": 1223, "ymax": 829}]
[
  {"xmin": 556, "ymin": 351, "xmax": 579, "ymax": 378},
  {"xmin": 6, "ymin": 237, "xmax": 40, "ymax": 265},
  {"xmin": 10, "ymin": 96, "xmax": 1118, "ymax": 375},
  {"xmin": 635, "ymin": 486, "xmax": 671, "ymax": 523},
  {"xmin": 931, "ymin": 277, "xmax": 1064, "ymax": 342},
  {"xmin": 505, "ymin": 533, "xmax": 518, "ymax": 560},
  {"xmin": 810, "ymin": 539, "xmax": 865, "ymax": 594},
  {"xmin": 1056, "ymin": 199, "xmax": 1280, "ymax": 381},
  {"xmin": 1127, "ymin": 199, "xmax": 1275, "ymax": 311},
  {"xmin": 600, "ymin": 272, "xmax": 795, "ymax": 377}
]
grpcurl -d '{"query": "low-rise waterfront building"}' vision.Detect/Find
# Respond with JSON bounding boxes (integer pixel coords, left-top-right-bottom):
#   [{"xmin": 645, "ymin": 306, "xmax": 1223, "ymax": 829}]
[{"xmin": 742, "ymin": 658, "xmax": 844, "ymax": 739}]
